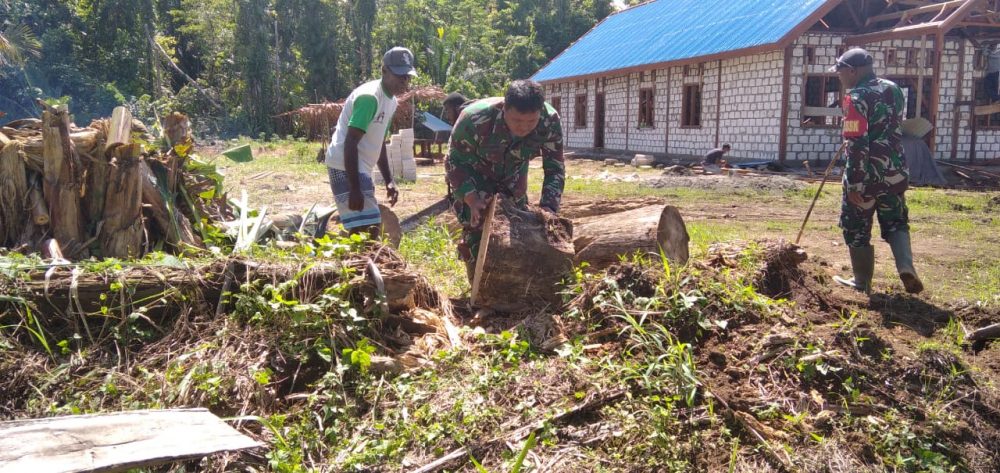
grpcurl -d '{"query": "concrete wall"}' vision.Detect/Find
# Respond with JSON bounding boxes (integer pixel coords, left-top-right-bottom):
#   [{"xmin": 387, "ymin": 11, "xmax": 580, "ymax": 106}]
[{"xmin": 544, "ymin": 32, "xmax": 1000, "ymax": 161}]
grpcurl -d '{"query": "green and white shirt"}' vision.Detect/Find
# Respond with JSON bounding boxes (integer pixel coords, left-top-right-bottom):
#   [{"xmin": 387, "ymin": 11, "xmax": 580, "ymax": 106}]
[{"xmin": 325, "ymin": 79, "xmax": 397, "ymax": 173}]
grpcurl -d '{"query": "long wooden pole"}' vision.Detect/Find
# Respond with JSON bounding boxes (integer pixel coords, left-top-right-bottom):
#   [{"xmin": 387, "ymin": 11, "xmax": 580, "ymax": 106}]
[
  {"xmin": 469, "ymin": 195, "xmax": 498, "ymax": 307},
  {"xmin": 795, "ymin": 141, "xmax": 848, "ymax": 245}
]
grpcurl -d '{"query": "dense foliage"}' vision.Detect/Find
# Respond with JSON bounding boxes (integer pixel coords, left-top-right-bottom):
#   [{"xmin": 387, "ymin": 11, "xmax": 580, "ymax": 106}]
[{"xmin": 0, "ymin": 0, "xmax": 613, "ymax": 134}]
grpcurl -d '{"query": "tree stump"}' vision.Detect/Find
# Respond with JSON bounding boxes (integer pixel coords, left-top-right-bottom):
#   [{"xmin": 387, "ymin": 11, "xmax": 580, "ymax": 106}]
[{"xmin": 475, "ymin": 199, "xmax": 574, "ymax": 312}]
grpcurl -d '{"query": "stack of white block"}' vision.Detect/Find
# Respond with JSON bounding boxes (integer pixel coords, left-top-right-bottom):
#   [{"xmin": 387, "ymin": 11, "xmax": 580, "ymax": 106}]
[
  {"xmin": 380, "ymin": 128, "xmax": 417, "ymax": 183},
  {"xmin": 398, "ymin": 128, "xmax": 416, "ymax": 182}
]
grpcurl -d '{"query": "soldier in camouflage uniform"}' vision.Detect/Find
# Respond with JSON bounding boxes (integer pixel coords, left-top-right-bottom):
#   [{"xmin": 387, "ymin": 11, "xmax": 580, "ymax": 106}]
[
  {"xmin": 446, "ymin": 80, "xmax": 565, "ymax": 271},
  {"xmin": 831, "ymin": 48, "xmax": 923, "ymax": 294}
]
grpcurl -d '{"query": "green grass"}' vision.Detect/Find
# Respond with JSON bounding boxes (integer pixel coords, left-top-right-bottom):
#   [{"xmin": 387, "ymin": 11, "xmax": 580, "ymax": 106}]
[
  {"xmin": 398, "ymin": 218, "xmax": 469, "ymax": 298},
  {"xmin": 210, "ymin": 138, "xmax": 325, "ymax": 178}
]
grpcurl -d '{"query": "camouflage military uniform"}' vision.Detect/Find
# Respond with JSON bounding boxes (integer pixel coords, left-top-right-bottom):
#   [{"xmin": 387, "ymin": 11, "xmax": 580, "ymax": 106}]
[
  {"xmin": 446, "ymin": 97, "xmax": 565, "ymax": 260},
  {"xmin": 839, "ymin": 74, "xmax": 910, "ymax": 248}
]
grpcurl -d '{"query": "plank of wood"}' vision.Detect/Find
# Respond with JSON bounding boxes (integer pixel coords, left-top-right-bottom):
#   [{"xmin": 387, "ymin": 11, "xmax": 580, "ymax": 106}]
[
  {"xmin": 973, "ymin": 102, "xmax": 1000, "ymax": 116},
  {"xmin": 469, "ymin": 195, "xmax": 498, "ymax": 307},
  {"xmin": 0, "ymin": 408, "xmax": 261, "ymax": 473}
]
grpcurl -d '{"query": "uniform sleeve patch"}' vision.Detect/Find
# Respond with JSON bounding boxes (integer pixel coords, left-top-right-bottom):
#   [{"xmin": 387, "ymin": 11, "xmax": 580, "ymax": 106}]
[{"xmin": 842, "ymin": 94, "xmax": 868, "ymax": 139}]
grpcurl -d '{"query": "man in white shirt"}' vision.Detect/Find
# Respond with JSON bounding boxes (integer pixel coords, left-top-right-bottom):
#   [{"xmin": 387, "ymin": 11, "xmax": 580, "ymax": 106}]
[{"xmin": 325, "ymin": 47, "xmax": 415, "ymax": 234}]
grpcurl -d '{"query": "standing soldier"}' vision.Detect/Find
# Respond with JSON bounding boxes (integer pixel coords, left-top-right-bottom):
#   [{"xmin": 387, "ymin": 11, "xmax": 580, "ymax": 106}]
[
  {"xmin": 830, "ymin": 48, "xmax": 923, "ymax": 294},
  {"xmin": 446, "ymin": 79, "xmax": 565, "ymax": 277}
]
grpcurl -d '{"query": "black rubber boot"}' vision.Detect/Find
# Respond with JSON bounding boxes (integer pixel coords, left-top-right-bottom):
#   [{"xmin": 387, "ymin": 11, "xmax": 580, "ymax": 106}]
[
  {"xmin": 834, "ymin": 245, "xmax": 875, "ymax": 294},
  {"xmin": 886, "ymin": 230, "xmax": 924, "ymax": 294}
]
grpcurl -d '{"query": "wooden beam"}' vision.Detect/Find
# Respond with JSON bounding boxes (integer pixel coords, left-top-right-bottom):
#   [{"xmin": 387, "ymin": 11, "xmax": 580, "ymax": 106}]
[
  {"xmin": 802, "ymin": 106, "xmax": 845, "ymax": 116},
  {"xmin": 626, "ymin": 73, "xmax": 631, "ymax": 150},
  {"xmin": 715, "ymin": 59, "xmax": 722, "ymax": 148},
  {"xmin": 973, "ymin": 102, "xmax": 1000, "ymax": 114},
  {"xmin": 664, "ymin": 66, "xmax": 671, "ymax": 154},
  {"xmin": 779, "ymin": 45, "xmax": 793, "ymax": 163},
  {"xmin": 0, "ymin": 409, "xmax": 261, "ymax": 473},
  {"xmin": 848, "ymin": 0, "xmax": 985, "ymax": 46},
  {"xmin": 846, "ymin": 21, "xmax": 944, "ymax": 45},
  {"xmin": 865, "ymin": 0, "xmax": 964, "ymax": 27},
  {"xmin": 941, "ymin": 0, "xmax": 987, "ymax": 31},
  {"xmin": 930, "ymin": 32, "xmax": 944, "ymax": 154},
  {"xmin": 952, "ymin": 38, "xmax": 965, "ymax": 160}
]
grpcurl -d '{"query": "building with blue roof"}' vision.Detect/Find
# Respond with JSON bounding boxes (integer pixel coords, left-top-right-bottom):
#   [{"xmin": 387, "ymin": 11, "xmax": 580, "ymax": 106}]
[{"xmin": 532, "ymin": 0, "xmax": 1000, "ymax": 162}]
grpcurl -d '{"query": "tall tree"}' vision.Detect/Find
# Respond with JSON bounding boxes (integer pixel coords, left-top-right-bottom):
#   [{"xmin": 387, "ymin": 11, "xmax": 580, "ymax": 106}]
[
  {"xmin": 234, "ymin": 0, "xmax": 276, "ymax": 133},
  {"xmin": 349, "ymin": 0, "xmax": 376, "ymax": 80}
]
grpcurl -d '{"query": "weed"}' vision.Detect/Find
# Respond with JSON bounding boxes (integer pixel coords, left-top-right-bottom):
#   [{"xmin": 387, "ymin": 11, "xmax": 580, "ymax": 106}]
[{"xmin": 398, "ymin": 218, "xmax": 469, "ymax": 297}]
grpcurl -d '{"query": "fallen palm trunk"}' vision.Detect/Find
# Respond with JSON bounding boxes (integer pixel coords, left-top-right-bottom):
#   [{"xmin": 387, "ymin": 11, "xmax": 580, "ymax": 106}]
[
  {"xmin": 1, "ymin": 247, "xmax": 440, "ymax": 338},
  {"xmin": 572, "ymin": 204, "xmax": 690, "ymax": 271},
  {"xmin": 475, "ymin": 199, "xmax": 574, "ymax": 311}
]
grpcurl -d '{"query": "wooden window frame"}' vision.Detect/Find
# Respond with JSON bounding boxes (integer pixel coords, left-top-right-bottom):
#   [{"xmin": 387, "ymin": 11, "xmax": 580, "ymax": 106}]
[
  {"xmin": 574, "ymin": 94, "xmax": 587, "ymax": 128},
  {"xmin": 973, "ymin": 77, "xmax": 1000, "ymax": 130},
  {"xmin": 802, "ymin": 74, "xmax": 844, "ymax": 129},
  {"xmin": 550, "ymin": 96, "xmax": 562, "ymax": 116},
  {"xmin": 805, "ymin": 46, "xmax": 816, "ymax": 65},
  {"xmin": 638, "ymin": 88, "xmax": 655, "ymax": 128},
  {"xmin": 681, "ymin": 84, "xmax": 702, "ymax": 128}
]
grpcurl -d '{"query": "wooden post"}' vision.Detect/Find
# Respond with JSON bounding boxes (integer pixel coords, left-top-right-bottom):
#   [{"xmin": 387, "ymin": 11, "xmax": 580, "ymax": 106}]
[
  {"xmin": 715, "ymin": 59, "xmax": 723, "ymax": 148},
  {"xmin": 664, "ymin": 66, "xmax": 671, "ymax": 155},
  {"xmin": 971, "ymin": 101, "xmax": 978, "ymax": 162},
  {"xmin": 952, "ymin": 39, "xmax": 965, "ymax": 161},
  {"xmin": 779, "ymin": 45, "xmax": 793, "ymax": 163},
  {"xmin": 929, "ymin": 32, "xmax": 944, "ymax": 155},
  {"xmin": 917, "ymin": 35, "xmax": 926, "ymax": 117},
  {"xmin": 625, "ymin": 74, "xmax": 631, "ymax": 151}
]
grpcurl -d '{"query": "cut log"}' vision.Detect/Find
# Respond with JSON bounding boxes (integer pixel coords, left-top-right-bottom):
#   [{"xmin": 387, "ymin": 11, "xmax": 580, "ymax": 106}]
[
  {"xmin": 572, "ymin": 204, "xmax": 690, "ymax": 271},
  {"xmin": 21, "ymin": 129, "xmax": 100, "ymax": 173},
  {"xmin": 0, "ymin": 408, "xmax": 261, "ymax": 473},
  {"xmin": 1, "ymin": 140, "xmax": 28, "ymax": 246},
  {"xmin": 29, "ymin": 184, "xmax": 49, "ymax": 226},
  {"xmin": 967, "ymin": 323, "xmax": 1000, "ymax": 342},
  {"xmin": 105, "ymin": 106, "xmax": 133, "ymax": 150},
  {"xmin": 100, "ymin": 143, "xmax": 144, "ymax": 258},
  {"xmin": 42, "ymin": 108, "xmax": 85, "ymax": 252},
  {"xmin": 475, "ymin": 199, "xmax": 575, "ymax": 311}
]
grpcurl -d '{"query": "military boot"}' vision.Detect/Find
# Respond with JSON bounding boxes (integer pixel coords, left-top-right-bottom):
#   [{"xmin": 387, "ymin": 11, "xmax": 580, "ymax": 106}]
[
  {"xmin": 886, "ymin": 230, "xmax": 924, "ymax": 294},
  {"xmin": 834, "ymin": 245, "xmax": 875, "ymax": 294}
]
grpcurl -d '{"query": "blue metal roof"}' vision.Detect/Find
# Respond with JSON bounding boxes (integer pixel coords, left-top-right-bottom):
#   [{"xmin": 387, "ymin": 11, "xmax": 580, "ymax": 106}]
[{"xmin": 532, "ymin": 0, "xmax": 831, "ymax": 82}]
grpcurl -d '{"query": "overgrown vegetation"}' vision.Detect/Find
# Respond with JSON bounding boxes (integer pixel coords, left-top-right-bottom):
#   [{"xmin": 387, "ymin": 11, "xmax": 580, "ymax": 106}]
[{"xmin": 4, "ymin": 231, "xmax": 997, "ymax": 471}]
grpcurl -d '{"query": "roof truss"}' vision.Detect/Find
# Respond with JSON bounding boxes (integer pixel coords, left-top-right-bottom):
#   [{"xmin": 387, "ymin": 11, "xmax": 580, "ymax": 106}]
[{"xmin": 844, "ymin": 0, "xmax": 1000, "ymax": 45}]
